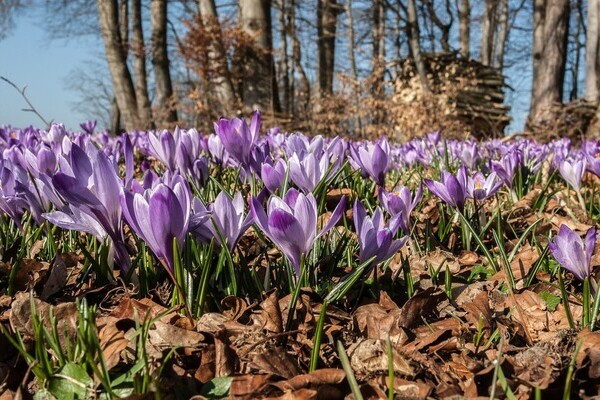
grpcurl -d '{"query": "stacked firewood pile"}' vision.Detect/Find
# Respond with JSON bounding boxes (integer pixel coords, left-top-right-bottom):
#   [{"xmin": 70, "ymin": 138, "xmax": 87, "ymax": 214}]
[
  {"xmin": 392, "ymin": 52, "xmax": 511, "ymax": 140},
  {"xmin": 526, "ymin": 100, "xmax": 598, "ymax": 142}
]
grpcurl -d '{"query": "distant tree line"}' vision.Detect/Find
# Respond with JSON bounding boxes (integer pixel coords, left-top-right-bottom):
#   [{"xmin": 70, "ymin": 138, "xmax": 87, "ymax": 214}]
[{"xmin": 1, "ymin": 0, "xmax": 600, "ymax": 138}]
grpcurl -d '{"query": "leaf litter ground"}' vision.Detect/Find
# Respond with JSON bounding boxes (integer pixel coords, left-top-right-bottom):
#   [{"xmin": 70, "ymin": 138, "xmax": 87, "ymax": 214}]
[{"xmin": 3, "ymin": 185, "xmax": 600, "ymax": 400}]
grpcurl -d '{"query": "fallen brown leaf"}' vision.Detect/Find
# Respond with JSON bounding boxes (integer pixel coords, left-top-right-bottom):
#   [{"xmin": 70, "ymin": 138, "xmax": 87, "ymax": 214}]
[{"xmin": 347, "ymin": 338, "xmax": 414, "ymax": 380}]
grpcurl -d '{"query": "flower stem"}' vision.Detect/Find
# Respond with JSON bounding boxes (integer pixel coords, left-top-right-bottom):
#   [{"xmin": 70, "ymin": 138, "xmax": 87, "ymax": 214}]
[{"xmin": 285, "ymin": 255, "xmax": 307, "ymax": 332}]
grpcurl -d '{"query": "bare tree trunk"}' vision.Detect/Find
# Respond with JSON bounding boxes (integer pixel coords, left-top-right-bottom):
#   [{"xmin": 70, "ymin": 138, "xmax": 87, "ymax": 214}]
[
  {"xmin": 151, "ymin": 0, "xmax": 177, "ymax": 126},
  {"xmin": 289, "ymin": 0, "xmax": 310, "ymax": 116},
  {"xmin": 98, "ymin": 0, "xmax": 141, "ymax": 132},
  {"xmin": 239, "ymin": 0, "xmax": 280, "ymax": 114},
  {"xmin": 480, "ymin": 0, "xmax": 498, "ymax": 66},
  {"xmin": 407, "ymin": 0, "xmax": 430, "ymax": 92},
  {"xmin": 110, "ymin": 97, "xmax": 121, "ymax": 134},
  {"xmin": 132, "ymin": 0, "xmax": 154, "ymax": 128},
  {"xmin": 459, "ymin": 0, "xmax": 470, "ymax": 58},
  {"xmin": 372, "ymin": 0, "xmax": 385, "ymax": 97},
  {"xmin": 278, "ymin": 0, "xmax": 290, "ymax": 113},
  {"xmin": 586, "ymin": 0, "xmax": 600, "ymax": 101},
  {"xmin": 495, "ymin": 0, "xmax": 509, "ymax": 70},
  {"xmin": 424, "ymin": 0, "xmax": 452, "ymax": 53},
  {"xmin": 532, "ymin": 0, "xmax": 545, "ymax": 90},
  {"xmin": 317, "ymin": 0, "xmax": 338, "ymax": 96},
  {"xmin": 529, "ymin": 0, "xmax": 570, "ymax": 124},
  {"xmin": 571, "ymin": 0, "xmax": 584, "ymax": 101},
  {"xmin": 199, "ymin": 0, "xmax": 237, "ymax": 115},
  {"xmin": 346, "ymin": 0, "xmax": 362, "ymax": 135},
  {"xmin": 347, "ymin": 0, "xmax": 358, "ymax": 82}
]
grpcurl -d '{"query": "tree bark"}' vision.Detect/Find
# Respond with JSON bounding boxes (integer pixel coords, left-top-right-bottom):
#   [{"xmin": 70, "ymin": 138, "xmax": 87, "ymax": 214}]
[
  {"xmin": 529, "ymin": 0, "xmax": 570, "ymax": 124},
  {"xmin": 424, "ymin": 0, "xmax": 452, "ymax": 53},
  {"xmin": 289, "ymin": 0, "xmax": 310, "ymax": 115},
  {"xmin": 372, "ymin": 0, "xmax": 385, "ymax": 97},
  {"xmin": 97, "ymin": 0, "xmax": 141, "ymax": 132},
  {"xmin": 132, "ymin": 0, "xmax": 154, "ymax": 128},
  {"xmin": 407, "ymin": 0, "xmax": 430, "ymax": 92},
  {"xmin": 278, "ymin": 0, "xmax": 290, "ymax": 113},
  {"xmin": 532, "ymin": 0, "xmax": 545, "ymax": 90},
  {"xmin": 347, "ymin": 0, "xmax": 358, "ymax": 82},
  {"xmin": 317, "ymin": 0, "xmax": 338, "ymax": 96},
  {"xmin": 199, "ymin": 0, "xmax": 237, "ymax": 115},
  {"xmin": 239, "ymin": 0, "xmax": 280, "ymax": 113},
  {"xmin": 459, "ymin": 0, "xmax": 470, "ymax": 58},
  {"xmin": 495, "ymin": 0, "xmax": 509, "ymax": 70},
  {"xmin": 480, "ymin": 0, "xmax": 498, "ymax": 66},
  {"xmin": 150, "ymin": 0, "xmax": 177, "ymax": 127},
  {"xmin": 586, "ymin": 0, "xmax": 600, "ymax": 101}
]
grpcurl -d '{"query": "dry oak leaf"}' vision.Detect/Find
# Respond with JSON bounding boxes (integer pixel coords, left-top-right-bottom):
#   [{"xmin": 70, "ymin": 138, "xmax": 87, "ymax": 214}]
[
  {"xmin": 97, "ymin": 316, "xmax": 128, "ymax": 371},
  {"xmin": 272, "ymin": 368, "xmax": 345, "ymax": 392},
  {"xmin": 346, "ymin": 338, "xmax": 414, "ymax": 380},
  {"xmin": 353, "ymin": 292, "xmax": 403, "ymax": 342},
  {"xmin": 148, "ymin": 320, "xmax": 205, "ymax": 349},
  {"xmin": 9, "ymin": 292, "xmax": 77, "ymax": 344},
  {"xmin": 228, "ymin": 374, "xmax": 273, "ymax": 400}
]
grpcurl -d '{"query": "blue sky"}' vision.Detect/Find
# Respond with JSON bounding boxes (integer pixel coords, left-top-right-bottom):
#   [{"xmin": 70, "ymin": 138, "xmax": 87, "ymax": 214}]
[{"xmin": 0, "ymin": 13, "xmax": 101, "ymax": 130}]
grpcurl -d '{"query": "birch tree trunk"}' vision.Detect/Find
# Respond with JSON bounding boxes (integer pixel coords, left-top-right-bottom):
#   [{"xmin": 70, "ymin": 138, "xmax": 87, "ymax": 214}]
[
  {"xmin": 529, "ymin": 0, "xmax": 570, "ymax": 124},
  {"xmin": 199, "ymin": 0, "xmax": 237, "ymax": 115},
  {"xmin": 150, "ymin": 0, "xmax": 177, "ymax": 126},
  {"xmin": 98, "ymin": 0, "xmax": 141, "ymax": 132},
  {"xmin": 132, "ymin": 0, "xmax": 154, "ymax": 128}
]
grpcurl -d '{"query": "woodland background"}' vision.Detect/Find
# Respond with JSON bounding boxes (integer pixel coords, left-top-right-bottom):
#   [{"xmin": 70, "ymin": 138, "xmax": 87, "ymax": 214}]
[{"xmin": 1, "ymin": 0, "xmax": 599, "ymax": 140}]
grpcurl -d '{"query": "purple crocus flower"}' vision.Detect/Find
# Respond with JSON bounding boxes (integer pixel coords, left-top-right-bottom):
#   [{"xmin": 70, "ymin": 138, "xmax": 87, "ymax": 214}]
[
  {"xmin": 250, "ymin": 188, "xmax": 346, "ymax": 275},
  {"xmin": 175, "ymin": 128, "xmax": 207, "ymax": 182},
  {"xmin": 261, "ymin": 158, "xmax": 287, "ymax": 193},
  {"xmin": 79, "ymin": 120, "xmax": 96, "ymax": 135},
  {"xmin": 585, "ymin": 147, "xmax": 600, "ymax": 178},
  {"xmin": 214, "ymin": 111, "xmax": 260, "ymax": 166},
  {"xmin": 44, "ymin": 144, "xmax": 130, "ymax": 270},
  {"xmin": 288, "ymin": 151, "xmax": 332, "ymax": 193},
  {"xmin": 559, "ymin": 157, "xmax": 585, "ymax": 193},
  {"xmin": 121, "ymin": 174, "xmax": 191, "ymax": 272},
  {"xmin": 207, "ymin": 133, "xmax": 229, "ymax": 166},
  {"xmin": 549, "ymin": 224, "xmax": 596, "ymax": 281},
  {"xmin": 190, "ymin": 191, "xmax": 253, "ymax": 251},
  {"xmin": 490, "ymin": 150, "xmax": 521, "ymax": 188},
  {"xmin": 424, "ymin": 166, "xmax": 469, "ymax": 210},
  {"xmin": 349, "ymin": 137, "xmax": 391, "ymax": 186},
  {"xmin": 378, "ymin": 185, "xmax": 422, "ymax": 233},
  {"xmin": 353, "ymin": 201, "xmax": 408, "ymax": 266},
  {"xmin": 457, "ymin": 141, "xmax": 479, "ymax": 170},
  {"xmin": 147, "ymin": 130, "xmax": 176, "ymax": 171},
  {"xmin": 467, "ymin": 172, "xmax": 502, "ymax": 200},
  {"xmin": 285, "ymin": 133, "xmax": 324, "ymax": 157}
]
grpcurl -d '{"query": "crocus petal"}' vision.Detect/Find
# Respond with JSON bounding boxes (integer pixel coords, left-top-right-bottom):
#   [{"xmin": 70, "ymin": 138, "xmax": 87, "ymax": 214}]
[
  {"xmin": 268, "ymin": 209, "xmax": 305, "ymax": 273},
  {"xmin": 585, "ymin": 227, "xmax": 597, "ymax": 268}
]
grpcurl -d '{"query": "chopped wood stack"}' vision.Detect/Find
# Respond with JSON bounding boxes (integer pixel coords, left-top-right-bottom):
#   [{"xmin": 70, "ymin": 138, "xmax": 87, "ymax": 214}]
[
  {"xmin": 392, "ymin": 52, "xmax": 511, "ymax": 139},
  {"xmin": 526, "ymin": 100, "xmax": 598, "ymax": 142}
]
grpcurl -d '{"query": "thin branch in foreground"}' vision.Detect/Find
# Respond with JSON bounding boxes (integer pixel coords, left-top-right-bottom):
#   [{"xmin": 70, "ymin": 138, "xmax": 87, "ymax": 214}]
[{"xmin": 1, "ymin": 76, "xmax": 52, "ymax": 128}]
